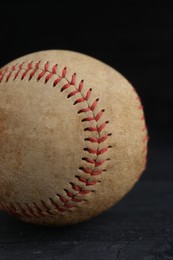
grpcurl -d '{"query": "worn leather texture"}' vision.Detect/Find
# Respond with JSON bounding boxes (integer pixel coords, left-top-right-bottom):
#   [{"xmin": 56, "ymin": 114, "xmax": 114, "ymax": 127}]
[{"xmin": 0, "ymin": 50, "xmax": 148, "ymax": 225}]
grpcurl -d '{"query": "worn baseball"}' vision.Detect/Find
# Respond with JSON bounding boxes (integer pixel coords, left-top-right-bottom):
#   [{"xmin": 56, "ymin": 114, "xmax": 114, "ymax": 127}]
[{"xmin": 0, "ymin": 50, "xmax": 148, "ymax": 226}]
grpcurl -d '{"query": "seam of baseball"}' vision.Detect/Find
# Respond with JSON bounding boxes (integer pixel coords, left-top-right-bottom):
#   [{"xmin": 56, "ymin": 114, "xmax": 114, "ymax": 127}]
[
  {"xmin": 0, "ymin": 61, "xmax": 113, "ymax": 218},
  {"xmin": 131, "ymin": 86, "xmax": 148, "ymax": 171}
]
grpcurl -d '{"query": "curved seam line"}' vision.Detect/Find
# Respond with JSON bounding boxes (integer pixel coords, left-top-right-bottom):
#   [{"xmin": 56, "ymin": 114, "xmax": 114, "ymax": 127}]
[{"xmin": 0, "ymin": 61, "xmax": 112, "ymax": 217}]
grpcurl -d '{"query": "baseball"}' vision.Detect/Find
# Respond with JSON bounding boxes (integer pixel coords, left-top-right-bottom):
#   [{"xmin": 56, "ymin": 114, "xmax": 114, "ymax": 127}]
[{"xmin": 0, "ymin": 50, "xmax": 148, "ymax": 226}]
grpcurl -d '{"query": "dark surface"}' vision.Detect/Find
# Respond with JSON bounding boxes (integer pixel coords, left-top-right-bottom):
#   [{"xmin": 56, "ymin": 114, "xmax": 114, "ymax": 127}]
[
  {"xmin": 0, "ymin": 182, "xmax": 173, "ymax": 260},
  {"xmin": 0, "ymin": 1, "xmax": 173, "ymax": 259}
]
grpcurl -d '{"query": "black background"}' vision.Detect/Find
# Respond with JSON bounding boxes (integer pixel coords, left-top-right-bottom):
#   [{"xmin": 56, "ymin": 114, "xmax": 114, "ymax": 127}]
[{"xmin": 0, "ymin": 1, "xmax": 173, "ymax": 259}]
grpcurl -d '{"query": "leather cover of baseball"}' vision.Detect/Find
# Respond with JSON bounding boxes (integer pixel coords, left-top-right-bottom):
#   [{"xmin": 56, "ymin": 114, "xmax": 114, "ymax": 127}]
[{"xmin": 0, "ymin": 50, "xmax": 148, "ymax": 226}]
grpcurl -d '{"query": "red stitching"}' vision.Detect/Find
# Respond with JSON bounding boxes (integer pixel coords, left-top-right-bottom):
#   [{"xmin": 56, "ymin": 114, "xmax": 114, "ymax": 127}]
[
  {"xmin": 25, "ymin": 203, "xmax": 39, "ymax": 217},
  {"xmin": 0, "ymin": 61, "xmax": 111, "ymax": 218},
  {"xmin": 33, "ymin": 202, "xmax": 46, "ymax": 216},
  {"xmin": 0, "ymin": 62, "xmax": 147, "ymax": 218},
  {"xmin": 70, "ymin": 183, "xmax": 90, "ymax": 194},
  {"xmin": 143, "ymin": 135, "xmax": 149, "ymax": 142},
  {"xmin": 20, "ymin": 62, "xmax": 32, "ymax": 80},
  {"xmin": 62, "ymin": 67, "xmax": 67, "ymax": 77},
  {"xmin": 76, "ymin": 176, "xmax": 98, "ymax": 186},
  {"xmin": 132, "ymin": 87, "xmax": 148, "ymax": 170},
  {"xmin": 82, "ymin": 109, "xmax": 105, "ymax": 122},
  {"xmin": 84, "ymin": 121, "xmax": 109, "ymax": 132},
  {"xmin": 18, "ymin": 203, "xmax": 32, "ymax": 218},
  {"xmin": 142, "ymin": 125, "xmax": 147, "ymax": 131},
  {"xmin": 70, "ymin": 73, "xmax": 76, "ymax": 85},
  {"xmin": 48, "ymin": 198, "xmax": 67, "ymax": 212},
  {"xmin": 82, "ymin": 157, "xmax": 106, "ymax": 167},
  {"xmin": 73, "ymin": 88, "xmax": 92, "ymax": 105},
  {"xmin": 138, "ymin": 105, "xmax": 143, "ymax": 110},
  {"xmin": 52, "ymin": 64, "xmax": 58, "ymax": 74},
  {"xmin": 79, "ymin": 167, "xmax": 103, "ymax": 176},
  {"xmin": 0, "ymin": 67, "xmax": 9, "ymax": 82},
  {"xmin": 85, "ymin": 135, "xmax": 108, "ymax": 143},
  {"xmin": 10, "ymin": 203, "xmax": 22, "ymax": 217},
  {"xmin": 53, "ymin": 77, "xmax": 62, "ymax": 87},
  {"xmin": 37, "ymin": 70, "xmax": 46, "ymax": 81},
  {"xmin": 83, "ymin": 147, "xmax": 108, "ymax": 155},
  {"xmin": 28, "ymin": 61, "xmax": 41, "ymax": 80},
  {"xmin": 78, "ymin": 98, "xmax": 99, "ymax": 114},
  {"xmin": 64, "ymin": 190, "xmax": 83, "ymax": 202}
]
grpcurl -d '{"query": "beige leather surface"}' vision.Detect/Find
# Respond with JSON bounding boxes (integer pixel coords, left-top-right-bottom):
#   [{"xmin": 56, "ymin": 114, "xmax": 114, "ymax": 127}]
[{"xmin": 0, "ymin": 50, "xmax": 148, "ymax": 225}]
